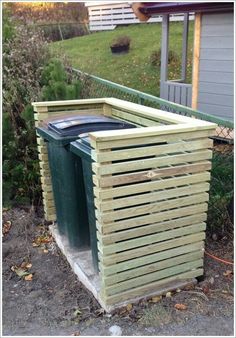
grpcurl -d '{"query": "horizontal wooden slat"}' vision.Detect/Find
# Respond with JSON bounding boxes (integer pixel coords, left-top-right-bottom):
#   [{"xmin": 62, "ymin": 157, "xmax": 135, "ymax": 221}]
[
  {"xmin": 98, "ymin": 213, "xmax": 207, "ymax": 245},
  {"xmin": 32, "ymin": 98, "xmax": 105, "ymax": 108},
  {"xmin": 104, "ymin": 268, "xmax": 203, "ymax": 305},
  {"xmin": 39, "ymin": 164, "xmax": 50, "ymax": 172},
  {"xmin": 39, "ymin": 169, "xmax": 50, "ymax": 177},
  {"xmin": 38, "ymin": 146, "xmax": 48, "ymax": 154},
  {"xmin": 40, "ymin": 176, "xmax": 52, "ymax": 185},
  {"xmin": 104, "ymin": 98, "xmax": 216, "ymax": 127},
  {"xmin": 92, "ymin": 138, "xmax": 213, "ymax": 163},
  {"xmin": 97, "ymin": 192, "xmax": 209, "ymax": 223},
  {"xmin": 100, "ymin": 241, "xmax": 204, "ymax": 276},
  {"xmin": 94, "ymin": 172, "xmax": 211, "ymax": 200},
  {"xmin": 42, "ymin": 185, "xmax": 54, "ymax": 193},
  {"xmin": 90, "ymin": 128, "xmax": 216, "ymax": 150},
  {"xmin": 93, "ymin": 150, "xmax": 212, "ymax": 175},
  {"xmin": 44, "ymin": 213, "xmax": 56, "ymax": 222},
  {"xmin": 43, "ymin": 199, "xmax": 55, "ymax": 208},
  {"xmin": 45, "ymin": 205, "xmax": 56, "ymax": 212},
  {"xmin": 42, "ymin": 191, "xmax": 54, "ymax": 199},
  {"xmin": 104, "ymin": 259, "xmax": 203, "ymax": 297},
  {"xmin": 104, "ymin": 251, "xmax": 203, "ymax": 287},
  {"xmin": 34, "ymin": 113, "xmax": 48, "ymax": 121},
  {"xmin": 33, "ymin": 106, "xmax": 48, "ymax": 113},
  {"xmin": 99, "ymin": 232, "xmax": 205, "ymax": 265},
  {"xmin": 95, "ymin": 161, "xmax": 212, "ymax": 188},
  {"xmin": 95, "ymin": 182, "xmax": 210, "ymax": 212},
  {"xmin": 98, "ymin": 203, "xmax": 208, "ymax": 234},
  {"xmin": 38, "ymin": 153, "xmax": 49, "ymax": 162},
  {"xmin": 37, "ymin": 137, "xmax": 46, "ymax": 146},
  {"xmin": 112, "ymin": 108, "xmax": 163, "ymax": 127},
  {"xmin": 99, "ymin": 223, "xmax": 206, "ymax": 255}
]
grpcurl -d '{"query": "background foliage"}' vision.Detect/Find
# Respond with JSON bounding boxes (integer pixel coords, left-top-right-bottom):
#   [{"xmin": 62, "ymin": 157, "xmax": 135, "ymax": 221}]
[
  {"xmin": 2, "ymin": 10, "xmax": 82, "ymax": 207},
  {"xmin": 3, "ymin": 2, "xmax": 89, "ymax": 41}
]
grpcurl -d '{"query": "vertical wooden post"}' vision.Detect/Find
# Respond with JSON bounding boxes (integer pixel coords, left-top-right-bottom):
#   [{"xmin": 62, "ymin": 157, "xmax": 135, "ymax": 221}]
[
  {"xmin": 160, "ymin": 14, "xmax": 169, "ymax": 98},
  {"xmin": 58, "ymin": 24, "xmax": 64, "ymax": 40},
  {"xmin": 192, "ymin": 13, "xmax": 202, "ymax": 109},
  {"xmin": 181, "ymin": 13, "xmax": 189, "ymax": 82}
]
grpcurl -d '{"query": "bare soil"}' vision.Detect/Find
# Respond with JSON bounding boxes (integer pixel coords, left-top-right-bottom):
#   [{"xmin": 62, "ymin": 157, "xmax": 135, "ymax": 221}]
[{"xmin": 2, "ymin": 207, "xmax": 234, "ymax": 336}]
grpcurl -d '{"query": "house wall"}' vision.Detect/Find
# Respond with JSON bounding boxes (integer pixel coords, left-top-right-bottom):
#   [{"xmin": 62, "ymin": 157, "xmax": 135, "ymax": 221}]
[
  {"xmin": 197, "ymin": 12, "xmax": 234, "ymax": 121},
  {"xmin": 85, "ymin": 2, "xmax": 194, "ymax": 31}
]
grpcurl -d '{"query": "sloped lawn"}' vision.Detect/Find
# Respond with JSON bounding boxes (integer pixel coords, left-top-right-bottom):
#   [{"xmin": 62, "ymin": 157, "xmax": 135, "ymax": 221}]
[{"xmin": 51, "ymin": 22, "xmax": 193, "ymax": 96}]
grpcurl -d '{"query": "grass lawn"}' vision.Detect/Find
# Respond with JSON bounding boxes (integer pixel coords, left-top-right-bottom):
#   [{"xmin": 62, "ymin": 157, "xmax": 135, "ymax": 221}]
[{"xmin": 51, "ymin": 22, "xmax": 194, "ymax": 96}]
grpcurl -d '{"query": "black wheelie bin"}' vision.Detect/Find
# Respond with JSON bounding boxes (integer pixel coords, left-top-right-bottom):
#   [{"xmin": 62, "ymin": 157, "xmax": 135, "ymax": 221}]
[{"xmin": 37, "ymin": 115, "xmax": 135, "ymax": 251}]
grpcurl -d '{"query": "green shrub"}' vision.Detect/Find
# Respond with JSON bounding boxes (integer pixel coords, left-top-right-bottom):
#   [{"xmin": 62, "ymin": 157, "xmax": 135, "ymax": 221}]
[
  {"xmin": 2, "ymin": 11, "xmax": 83, "ymax": 207},
  {"xmin": 2, "ymin": 105, "xmax": 41, "ymax": 207},
  {"xmin": 3, "ymin": 8, "xmax": 15, "ymax": 42},
  {"xmin": 110, "ymin": 35, "xmax": 131, "ymax": 47},
  {"xmin": 150, "ymin": 48, "xmax": 179, "ymax": 67},
  {"xmin": 3, "ymin": 58, "xmax": 83, "ymax": 207},
  {"xmin": 3, "ymin": 18, "xmax": 50, "ymax": 135},
  {"xmin": 41, "ymin": 58, "xmax": 82, "ymax": 101},
  {"xmin": 207, "ymin": 148, "xmax": 234, "ymax": 237}
]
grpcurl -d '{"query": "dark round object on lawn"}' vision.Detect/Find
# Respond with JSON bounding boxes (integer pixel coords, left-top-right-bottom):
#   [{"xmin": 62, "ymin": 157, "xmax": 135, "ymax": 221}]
[{"xmin": 110, "ymin": 45, "xmax": 130, "ymax": 54}]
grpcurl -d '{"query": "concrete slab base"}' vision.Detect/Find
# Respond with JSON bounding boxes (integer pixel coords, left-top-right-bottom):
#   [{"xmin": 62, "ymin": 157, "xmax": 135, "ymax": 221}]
[{"xmin": 50, "ymin": 223, "xmax": 197, "ymax": 313}]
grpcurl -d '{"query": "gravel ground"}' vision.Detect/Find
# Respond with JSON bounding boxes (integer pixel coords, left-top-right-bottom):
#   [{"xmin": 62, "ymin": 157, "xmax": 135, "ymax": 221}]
[{"xmin": 2, "ymin": 207, "xmax": 234, "ymax": 336}]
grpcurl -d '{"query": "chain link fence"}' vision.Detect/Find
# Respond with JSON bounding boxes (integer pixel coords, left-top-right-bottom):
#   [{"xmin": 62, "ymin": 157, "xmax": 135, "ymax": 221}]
[
  {"xmin": 71, "ymin": 68, "xmax": 234, "ymax": 237},
  {"xmin": 36, "ymin": 22, "xmax": 89, "ymax": 42}
]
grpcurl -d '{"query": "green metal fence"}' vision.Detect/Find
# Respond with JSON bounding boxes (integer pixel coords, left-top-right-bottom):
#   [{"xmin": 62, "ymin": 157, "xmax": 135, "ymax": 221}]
[
  {"xmin": 72, "ymin": 68, "xmax": 234, "ymax": 236},
  {"xmin": 71, "ymin": 68, "xmax": 233, "ymax": 137}
]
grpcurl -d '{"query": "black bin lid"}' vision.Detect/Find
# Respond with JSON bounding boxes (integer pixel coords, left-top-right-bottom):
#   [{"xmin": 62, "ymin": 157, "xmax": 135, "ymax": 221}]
[
  {"xmin": 47, "ymin": 115, "xmax": 136, "ymax": 137},
  {"xmin": 77, "ymin": 133, "xmax": 91, "ymax": 147}
]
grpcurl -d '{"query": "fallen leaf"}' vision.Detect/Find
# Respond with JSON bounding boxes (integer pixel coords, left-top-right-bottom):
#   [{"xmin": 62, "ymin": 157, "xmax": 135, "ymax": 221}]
[
  {"xmin": 32, "ymin": 235, "xmax": 53, "ymax": 248},
  {"xmin": 183, "ymin": 283, "xmax": 195, "ymax": 291},
  {"xmin": 74, "ymin": 309, "xmax": 82, "ymax": 317},
  {"xmin": 3, "ymin": 221, "xmax": 12, "ymax": 236},
  {"xmin": 95, "ymin": 308, "xmax": 105, "ymax": 316},
  {"xmin": 43, "ymin": 249, "xmax": 49, "ymax": 253},
  {"xmin": 71, "ymin": 332, "xmax": 80, "ymax": 336},
  {"xmin": 174, "ymin": 303, "xmax": 187, "ymax": 311},
  {"xmin": 24, "ymin": 274, "xmax": 33, "ymax": 281},
  {"xmin": 26, "ymin": 263, "xmax": 32, "ymax": 269},
  {"xmin": 165, "ymin": 291, "xmax": 172, "ymax": 298},
  {"xmin": 118, "ymin": 307, "xmax": 127, "ymax": 315},
  {"xmin": 14, "ymin": 268, "xmax": 30, "ymax": 278},
  {"xmin": 126, "ymin": 303, "xmax": 133, "ymax": 311},
  {"xmin": 223, "ymin": 270, "xmax": 233, "ymax": 277},
  {"xmin": 41, "ymin": 237, "xmax": 53, "ymax": 244},
  {"xmin": 149, "ymin": 295, "xmax": 162, "ymax": 303}
]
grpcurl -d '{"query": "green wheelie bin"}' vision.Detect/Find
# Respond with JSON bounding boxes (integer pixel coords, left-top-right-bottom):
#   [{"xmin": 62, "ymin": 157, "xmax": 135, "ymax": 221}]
[
  {"xmin": 37, "ymin": 115, "xmax": 135, "ymax": 252},
  {"xmin": 70, "ymin": 118, "xmax": 136, "ymax": 271},
  {"xmin": 37, "ymin": 126, "xmax": 90, "ymax": 248}
]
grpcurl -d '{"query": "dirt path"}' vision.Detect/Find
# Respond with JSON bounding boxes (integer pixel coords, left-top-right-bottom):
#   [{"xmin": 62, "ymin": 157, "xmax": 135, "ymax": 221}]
[{"xmin": 2, "ymin": 208, "xmax": 234, "ymax": 336}]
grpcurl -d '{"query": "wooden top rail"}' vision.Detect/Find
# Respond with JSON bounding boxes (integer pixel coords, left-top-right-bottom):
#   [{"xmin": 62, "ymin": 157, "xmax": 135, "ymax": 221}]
[
  {"xmin": 32, "ymin": 98, "xmax": 106, "ymax": 108},
  {"xmin": 89, "ymin": 123, "xmax": 216, "ymax": 143},
  {"xmin": 33, "ymin": 97, "xmax": 217, "ymax": 131}
]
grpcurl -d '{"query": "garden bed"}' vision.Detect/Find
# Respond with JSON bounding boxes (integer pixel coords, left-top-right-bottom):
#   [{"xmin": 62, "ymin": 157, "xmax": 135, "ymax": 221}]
[{"xmin": 2, "ymin": 207, "xmax": 234, "ymax": 336}]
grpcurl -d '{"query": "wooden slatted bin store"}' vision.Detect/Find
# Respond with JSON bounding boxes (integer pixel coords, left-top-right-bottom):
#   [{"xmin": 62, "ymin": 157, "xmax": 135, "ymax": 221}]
[{"xmin": 33, "ymin": 98, "xmax": 216, "ymax": 312}]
